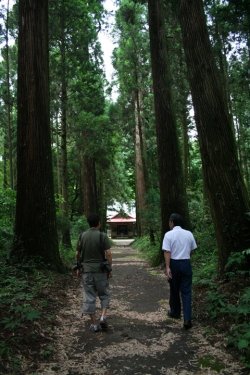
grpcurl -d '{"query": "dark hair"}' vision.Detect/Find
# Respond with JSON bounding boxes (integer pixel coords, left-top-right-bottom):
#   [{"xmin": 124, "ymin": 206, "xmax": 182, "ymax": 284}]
[
  {"xmin": 169, "ymin": 213, "xmax": 183, "ymax": 227},
  {"xmin": 87, "ymin": 213, "xmax": 100, "ymax": 227}
]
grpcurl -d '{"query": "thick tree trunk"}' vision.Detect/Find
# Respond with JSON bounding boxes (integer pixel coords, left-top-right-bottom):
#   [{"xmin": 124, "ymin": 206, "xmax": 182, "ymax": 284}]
[
  {"xmin": 13, "ymin": 0, "xmax": 64, "ymax": 271},
  {"xmin": 148, "ymin": 0, "xmax": 191, "ymax": 239},
  {"xmin": 178, "ymin": 0, "xmax": 250, "ymax": 271}
]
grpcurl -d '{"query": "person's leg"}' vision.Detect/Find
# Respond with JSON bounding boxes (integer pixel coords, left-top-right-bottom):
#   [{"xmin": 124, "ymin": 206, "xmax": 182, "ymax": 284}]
[
  {"xmin": 95, "ymin": 273, "xmax": 110, "ymax": 310},
  {"xmin": 101, "ymin": 307, "xmax": 108, "ymax": 319},
  {"xmin": 169, "ymin": 260, "xmax": 181, "ymax": 318},
  {"xmin": 90, "ymin": 313, "xmax": 97, "ymax": 325},
  {"xmin": 179, "ymin": 260, "xmax": 192, "ymax": 324},
  {"xmin": 94, "ymin": 273, "xmax": 110, "ymax": 328},
  {"xmin": 82, "ymin": 273, "xmax": 99, "ymax": 331}
]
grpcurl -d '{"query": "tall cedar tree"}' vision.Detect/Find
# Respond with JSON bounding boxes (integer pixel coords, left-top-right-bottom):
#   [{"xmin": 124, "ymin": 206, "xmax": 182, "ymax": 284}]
[
  {"xmin": 148, "ymin": 0, "xmax": 191, "ymax": 241},
  {"xmin": 13, "ymin": 0, "xmax": 64, "ymax": 271},
  {"xmin": 178, "ymin": 0, "xmax": 250, "ymax": 271}
]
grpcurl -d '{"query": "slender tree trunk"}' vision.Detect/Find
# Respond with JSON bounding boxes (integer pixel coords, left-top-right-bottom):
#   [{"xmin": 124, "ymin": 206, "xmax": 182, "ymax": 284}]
[
  {"xmin": 134, "ymin": 89, "xmax": 147, "ymax": 237},
  {"xmin": 178, "ymin": 0, "xmax": 250, "ymax": 271},
  {"xmin": 148, "ymin": 0, "xmax": 191, "ymax": 240},
  {"xmin": 61, "ymin": 77, "xmax": 71, "ymax": 248},
  {"xmin": 55, "ymin": 112, "xmax": 62, "ymax": 200},
  {"xmin": 3, "ymin": 139, "xmax": 8, "ymax": 188},
  {"xmin": 83, "ymin": 154, "xmax": 98, "ymax": 218},
  {"xmin": 13, "ymin": 0, "xmax": 64, "ymax": 271},
  {"xmin": 5, "ymin": 0, "xmax": 13, "ymax": 190}
]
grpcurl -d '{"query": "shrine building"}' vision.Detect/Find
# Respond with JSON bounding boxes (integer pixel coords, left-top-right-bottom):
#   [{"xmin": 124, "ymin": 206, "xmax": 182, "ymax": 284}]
[{"xmin": 107, "ymin": 213, "xmax": 136, "ymax": 238}]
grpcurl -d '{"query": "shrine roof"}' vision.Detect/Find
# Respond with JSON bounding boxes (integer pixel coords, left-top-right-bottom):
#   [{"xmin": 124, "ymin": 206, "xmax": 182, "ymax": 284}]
[{"xmin": 107, "ymin": 213, "xmax": 136, "ymax": 223}]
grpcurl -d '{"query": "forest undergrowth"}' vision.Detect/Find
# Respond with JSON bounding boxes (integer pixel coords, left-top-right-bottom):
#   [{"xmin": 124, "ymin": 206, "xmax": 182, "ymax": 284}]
[{"xmin": 1, "ymin": 232, "xmax": 250, "ymax": 373}]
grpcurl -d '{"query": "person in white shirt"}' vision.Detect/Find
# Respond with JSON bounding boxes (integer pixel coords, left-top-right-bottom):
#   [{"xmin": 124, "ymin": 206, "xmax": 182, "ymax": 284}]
[{"xmin": 162, "ymin": 213, "xmax": 197, "ymax": 329}]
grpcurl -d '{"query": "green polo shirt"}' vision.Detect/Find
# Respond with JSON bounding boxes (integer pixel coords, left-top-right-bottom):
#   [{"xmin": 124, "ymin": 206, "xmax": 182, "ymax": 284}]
[{"xmin": 79, "ymin": 228, "xmax": 111, "ymax": 273}]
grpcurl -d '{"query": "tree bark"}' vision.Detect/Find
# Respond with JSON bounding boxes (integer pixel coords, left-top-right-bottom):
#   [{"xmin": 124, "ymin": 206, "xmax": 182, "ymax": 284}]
[
  {"xmin": 5, "ymin": 0, "xmax": 14, "ymax": 190},
  {"xmin": 13, "ymin": 0, "xmax": 64, "ymax": 271},
  {"xmin": 134, "ymin": 89, "xmax": 147, "ymax": 237},
  {"xmin": 148, "ymin": 0, "xmax": 191, "ymax": 240},
  {"xmin": 83, "ymin": 154, "xmax": 98, "ymax": 218},
  {"xmin": 178, "ymin": 0, "xmax": 250, "ymax": 271}
]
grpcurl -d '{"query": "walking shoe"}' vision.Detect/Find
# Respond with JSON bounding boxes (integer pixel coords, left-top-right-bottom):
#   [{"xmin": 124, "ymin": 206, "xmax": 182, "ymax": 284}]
[
  {"xmin": 90, "ymin": 324, "xmax": 99, "ymax": 332},
  {"xmin": 183, "ymin": 320, "xmax": 192, "ymax": 329},
  {"xmin": 100, "ymin": 317, "xmax": 108, "ymax": 329}
]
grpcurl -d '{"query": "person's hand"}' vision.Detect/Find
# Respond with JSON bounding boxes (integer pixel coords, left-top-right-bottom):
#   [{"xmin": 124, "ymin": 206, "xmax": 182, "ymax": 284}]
[
  {"xmin": 166, "ymin": 267, "xmax": 172, "ymax": 280},
  {"xmin": 108, "ymin": 271, "xmax": 113, "ymax": 279}
]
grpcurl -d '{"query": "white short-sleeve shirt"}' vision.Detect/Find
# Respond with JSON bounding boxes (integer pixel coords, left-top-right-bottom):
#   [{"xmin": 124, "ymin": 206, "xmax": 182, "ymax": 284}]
[{"xmin": 162, "ymin": 226, "xmax": 197, "ymax": 260}]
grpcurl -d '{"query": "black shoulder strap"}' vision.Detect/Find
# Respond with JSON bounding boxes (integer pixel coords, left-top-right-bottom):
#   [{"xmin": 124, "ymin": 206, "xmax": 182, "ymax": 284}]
[{"xmin": 77, "ymin": 232, "xmax": 85, "ymax": 263}]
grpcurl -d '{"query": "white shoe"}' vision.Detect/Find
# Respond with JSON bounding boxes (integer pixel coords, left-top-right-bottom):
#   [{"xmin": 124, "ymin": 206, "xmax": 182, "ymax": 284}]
[{"xmin": 90, "ymin": 324, "xmax": 99, "ymax": 332}]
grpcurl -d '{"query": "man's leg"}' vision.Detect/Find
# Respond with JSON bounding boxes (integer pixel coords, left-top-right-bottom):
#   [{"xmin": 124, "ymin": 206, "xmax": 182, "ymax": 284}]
[
  {"xmin": 179, "ymin": 260, "xmax": 192, "ymax": 326},
  {"xmin": 94, "ymin": 273, "xmax": 110, "ymax": 328},
  {"xmin": 101, "ymin": 307, "xmax": 108, "ymax": 319},
  {"xmin": 169, "ymin": 260, "xmax": 181, "ymax": 318},
  {"xmin": 82, "ymin": 273, "xmax": 99, "ymax": 332},
  {"xmin": 90, "ymin": 313, "xmax": 97, "ymax": 325}
]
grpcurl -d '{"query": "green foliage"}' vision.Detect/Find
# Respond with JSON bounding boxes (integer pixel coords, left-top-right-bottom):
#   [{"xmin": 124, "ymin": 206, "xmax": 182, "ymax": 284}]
[
  {"xmin": 204, "ymin": 285, "xmax": 228, "ymax": 319},
  {"xmin": 0, "ymin": 188, "xmax": 16, "ymax": 252},
  {"xmin": 198, "ymin": 355, "xmax": 224, "ymax": 372},
  {"xmin": 40, "ymin": 346, "xmax": 55, "ymax": 358},
  {"xmin": 132, "ymin": 235, "xmax": 160, "ymax": 261},
  {"xmin": 1, "ymin": 304, "xmax": 41, "ymax": 330},
  {"xmin": 0, "ymin": 256, "xmax": 61, "ymax": 371},
  {"xmin": 227, "ymin": 304, "xmax": 250, "ymax": 365},
  {"xmin": 224, "ymin": 249, "xmax": 250, "ymax": 279},
  {"xmin": 142, "ymin": 188, "xmax": 161, "ymax": 237},
  {"xmin": 192, "ymin": 250, "xmax": 218, "ymax": 287},
  {"xmin": 196, "ymin": 250, "xmax": 250, "ymax": 365},
  {"xmin": 70, "ymin": 215, "xmax": 89, "ymax": 239}
]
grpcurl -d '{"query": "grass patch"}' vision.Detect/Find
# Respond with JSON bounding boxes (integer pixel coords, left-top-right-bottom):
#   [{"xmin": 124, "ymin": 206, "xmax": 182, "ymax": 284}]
[{"xmin": 198, "ymin": 355, "xmax": 224, "ymax": 372}]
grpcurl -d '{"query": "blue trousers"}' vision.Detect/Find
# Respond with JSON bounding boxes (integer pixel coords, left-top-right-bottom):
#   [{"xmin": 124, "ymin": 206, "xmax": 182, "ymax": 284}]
[{"xmin": 169, "ymin": 259, "xmax": 192, "ymax": 321}]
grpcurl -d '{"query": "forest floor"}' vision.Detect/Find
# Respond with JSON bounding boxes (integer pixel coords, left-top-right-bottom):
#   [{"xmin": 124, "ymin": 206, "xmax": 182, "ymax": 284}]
[{"xmin": 1, "ymin": 244, "xmax": 249, "ymax": 375}]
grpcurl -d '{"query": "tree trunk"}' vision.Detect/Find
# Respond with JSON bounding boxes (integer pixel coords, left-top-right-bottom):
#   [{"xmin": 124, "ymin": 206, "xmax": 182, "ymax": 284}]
[
  {"xmin": 178, "ymin": 0, "xmax": 250, "ymax": 271},
  {"xmin": 60, "ymin": 9, "xmax": 71, "ymax": 249},
  {"xmin": 134, "ymin": 89, "xmax": 147, "ymax": 237},
  {"xmin": 83, "ymin": 154, "xmax": 98, "ymax": 218},
  {"xmin": 148, "ymin": 0, "xmax": 191, "ymax": 240},
  {"xmin": 5, "ymin": 0, "xmax": 14, "ymax": 190},
  {"xmin": 55, "ymin": 112, "xmax": 62, "ymax": 200},
  {"xmin": 61, "ymin": 73, "xmax": 72, "ymax": 248},
  {"xmin": 13, "ymin": 0, "xmax": 64, "ymax": 271}
]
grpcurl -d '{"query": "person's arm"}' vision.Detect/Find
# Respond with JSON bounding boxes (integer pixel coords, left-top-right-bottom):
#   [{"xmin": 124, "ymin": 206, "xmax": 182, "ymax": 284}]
[
  {"xmin": 105, "ymin": 249, "xmax": 113, "ymax": 278},
  {"xmin": 164, "ymin": 250, "xmax": 172, "ymax": 279}
]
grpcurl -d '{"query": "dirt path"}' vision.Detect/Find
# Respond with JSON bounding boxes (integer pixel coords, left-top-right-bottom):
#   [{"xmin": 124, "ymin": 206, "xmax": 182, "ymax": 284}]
[{"xmin": 36, "ymin": 246, "xmax": 245, "ymax": 375}]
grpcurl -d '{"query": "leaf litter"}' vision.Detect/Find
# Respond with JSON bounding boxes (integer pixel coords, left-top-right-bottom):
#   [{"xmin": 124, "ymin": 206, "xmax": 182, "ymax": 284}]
[{"xmin": 14, "ymin": 247, "xmax": 248, "ymax": 374}]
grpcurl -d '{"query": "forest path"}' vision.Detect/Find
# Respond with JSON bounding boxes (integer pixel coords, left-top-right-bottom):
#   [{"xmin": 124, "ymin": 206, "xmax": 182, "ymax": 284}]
[{"xmin": 36, "ymin": 246, "xmax": 244, "ymax": 375}]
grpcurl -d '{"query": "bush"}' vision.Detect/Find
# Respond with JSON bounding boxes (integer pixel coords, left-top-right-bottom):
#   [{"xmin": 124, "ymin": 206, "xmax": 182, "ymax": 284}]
[{"xmin": 0, "ymin": 188, "xmax": 16, "ymax": 258}]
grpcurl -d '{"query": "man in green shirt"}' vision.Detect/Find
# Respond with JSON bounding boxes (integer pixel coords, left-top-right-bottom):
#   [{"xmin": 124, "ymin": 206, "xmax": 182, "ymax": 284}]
[{"xmin": 76, "ymin": 213, "xmax": 112, "ymax": 332}]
